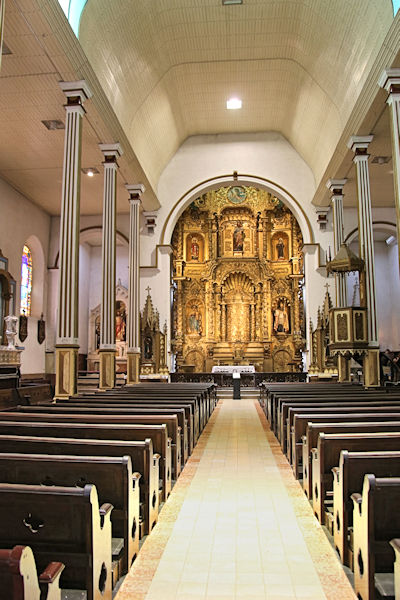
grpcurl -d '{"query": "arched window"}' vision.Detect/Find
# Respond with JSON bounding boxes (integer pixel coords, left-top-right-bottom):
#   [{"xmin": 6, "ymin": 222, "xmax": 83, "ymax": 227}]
[
  {"xmin": 393, "ymin": 0, "xmax": 400, "ymax": 16},
  {"xmin": 20, "ymin": 245, "xmax": 33, "ymax": 316}
]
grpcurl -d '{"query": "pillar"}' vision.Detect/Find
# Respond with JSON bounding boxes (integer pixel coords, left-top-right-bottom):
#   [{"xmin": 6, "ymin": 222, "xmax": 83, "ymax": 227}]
[
  {"xmin": 55, "ymin": 80, "xmax": 92, "ymax": 399},
  {"xmin": 379, "ymin": 69, "xmax": 400, "ymax": 271},
  {"xmin": 98, "ymin": 143, "xmax": 123, "ymax": 390},
  {"xmin": 348, "ymin": 135, "xmax": 380, "ymax": 386},
  {"xmin": 126, "ymin": 184, "xmax": 145, "ymax": 384},
  {"xmin": 326, "ymin": 179, "xmax": 348, "ymax": 307}
]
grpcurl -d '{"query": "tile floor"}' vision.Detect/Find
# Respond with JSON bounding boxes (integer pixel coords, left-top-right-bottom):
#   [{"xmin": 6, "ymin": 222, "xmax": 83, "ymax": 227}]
[{"xmin": 116, "ymin": 398, "xmax": 356, "ymax": 600}]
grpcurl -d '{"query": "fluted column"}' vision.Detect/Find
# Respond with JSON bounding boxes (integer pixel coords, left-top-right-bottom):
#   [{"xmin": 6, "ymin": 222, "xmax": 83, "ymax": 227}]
[
  {"xmin": 55, "ymin": 80, "xmax": 92, "ymax": 399},
  {"xmin": 348, "ymin": 135, "xmax": 380, "ymax": 386},
  {"xmin": 126, "ymin": 184, "xmax": 145, "ymax": 384},
  {"xmin": 98, "ymin": 143, "xmax": 123, "ymax": 390},
  {"xmin": 327, "ymin": 179, "xmax": 348, "ymax": 307},
  {"xmin": 379, "ymin": 69, "xmax": 400, "ymax": 271}
]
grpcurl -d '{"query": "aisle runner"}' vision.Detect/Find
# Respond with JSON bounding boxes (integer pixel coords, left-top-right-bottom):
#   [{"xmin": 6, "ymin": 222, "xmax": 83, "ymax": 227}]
[{"xmin": 116, "ymin": 399, "xmax": 355, "ymax": 600}]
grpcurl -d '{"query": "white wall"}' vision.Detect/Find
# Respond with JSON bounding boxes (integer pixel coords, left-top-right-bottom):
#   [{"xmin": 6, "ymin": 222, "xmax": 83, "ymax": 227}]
[{"xmin": 0, "ymin": 177, "xmax": 51, "ymax": 374}]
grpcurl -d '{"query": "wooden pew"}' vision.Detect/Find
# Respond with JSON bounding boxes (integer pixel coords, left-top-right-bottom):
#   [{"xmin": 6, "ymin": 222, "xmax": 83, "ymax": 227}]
[
  {"xmin": 284, "ymin": 400, "xmax": 400, "ymax": 457},
  {"xmin": 352, "ymin": 475, "xmax": 400, "ymax": 600},
  {"xmin": 0, "ymin": 483, "xmax": 112, "ymax": 600},
  {"xmin": 0, "ymin": 545, "xmax": 64, "ymax": 600},
  {"xmin": 64, "ymin": 398, "xmax": 196, "ymax": 450},
  {"xmin": 296, "ymin": 413, "xmax": 400, "ymax": 489},
  {"xmin": 0, "ymin": 420, "xmax": 169, "ymax": 503},
  {"xmin": 0, "ymin": 435, "xmax": 158, "ymax": 534},
  {"xmin": 333, "ymin": 450, "xmax": 400, "ymax": 567},
  {"xmin": 16, "ymin": 404, "xmax": 188, "ymax": 465},
  {"xmin": 0, "ymin": 453, "xmax": 140, "ymax": 576},
  {"xmin": 312, "ymin": 432, "xmax": 400, "ymax": 524}
]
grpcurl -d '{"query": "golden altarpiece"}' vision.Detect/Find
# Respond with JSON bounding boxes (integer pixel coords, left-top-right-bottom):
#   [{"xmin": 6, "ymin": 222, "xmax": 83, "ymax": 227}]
[{"xmin": 171, "ymin": 186, "xmax": 305, "ymax": 372}]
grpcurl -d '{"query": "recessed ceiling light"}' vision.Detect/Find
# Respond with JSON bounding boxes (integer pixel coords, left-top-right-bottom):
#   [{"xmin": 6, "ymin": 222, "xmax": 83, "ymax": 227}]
[
  {"xmin": 227, "ymin": 98, "xmax": 242, "ymax": 110},
  {"xmin": 82, "ymin": 167, "xmax": 99, "ymax": 176},
  {"xmin": 2, "ymin": 43, "xmax": 12, "ymax": 55},
  {"xmin": 371, "ymin": 155, "xmax": 391, "ymax": 164},
  {"xmin": 386, "ymin": 235, "xmax": 396, "ymax": 246},
  {"xmin": 42, "ymin": 119, "xmax": 65, "ymax": 130},
  {"xmin": 222, "ymin": 0, "xmax": 243, "ymax": 4}
]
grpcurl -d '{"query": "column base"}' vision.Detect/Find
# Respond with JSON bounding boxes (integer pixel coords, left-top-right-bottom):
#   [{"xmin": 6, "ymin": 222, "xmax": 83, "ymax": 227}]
[
  {"xmin": 55, "ymin": 345, "xmax": 79, "ymax": 399},
  {"xmin": 363, "ymin": 348, "xmax": 381, "ymax": 388},
  {"xmin": 337, "ymin": 354, "xmax": 351, "ymax": 382},
  {"xmin": 99, "ymin": 349, "xmax": 116, "ymax": 390},
  {"xmin": 126, "ymin": 352, "xmax": 140, "ymax": 384}
]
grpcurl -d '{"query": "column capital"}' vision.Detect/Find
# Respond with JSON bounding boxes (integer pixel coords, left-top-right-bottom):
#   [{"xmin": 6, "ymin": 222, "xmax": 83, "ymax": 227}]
[
  {"xmin": 326, "ymin": 179, "xmax": 347, "ymax": 196},
  {"xmin": 99, "ymin": 142, "xmax": 123, "ymax": 163},
  {"xmin": 347, "ymin": 135, "xmax": 373, "ymax": 155},
  {"xmin": 59, "ymin": 80, "xmax": 93, "ymax": 105},
  {"xmin": 378, "ymin": 68, "xmax": 400, "ymax": 95},
  {"xmin": 126, "ymin": 183, "xmax": 145, "ymax": 203}
]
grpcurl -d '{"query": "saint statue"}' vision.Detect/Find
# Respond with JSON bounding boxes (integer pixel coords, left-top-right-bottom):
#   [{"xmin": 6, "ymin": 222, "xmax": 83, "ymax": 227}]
[
  {"xmin": 115, "ymin": 304, "xmax": 126, "ymax": 341},
  {"xmin": 233, "ymin": 221, "xmax": 245, "ymax": 252},
  {"xmin": 188, "ymin": 306, "xmax": 202, "ymax": 335},
  {"xmin": 144, "ymin": 336, "xmax": 153, "ymax": 359},
  {"xmin": 276, "ymin": 237, "xmax": 285, "ymax": 259},
  {"xmin": 190, "ymin": 236, "xmax": 199, "ymax": 260},
  {"xmin": 273, "ymin": 299, "xmax": 289, "ymax": 333}
]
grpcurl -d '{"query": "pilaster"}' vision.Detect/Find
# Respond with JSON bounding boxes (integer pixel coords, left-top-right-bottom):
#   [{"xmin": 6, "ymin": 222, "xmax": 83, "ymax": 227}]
[
  {"xmin": 55, "ymin": 80, "xmax": 92, "ymax": 399},
  {"xmin": 126, "ymin": 184, "xmax": 145, "ymax": 384}
]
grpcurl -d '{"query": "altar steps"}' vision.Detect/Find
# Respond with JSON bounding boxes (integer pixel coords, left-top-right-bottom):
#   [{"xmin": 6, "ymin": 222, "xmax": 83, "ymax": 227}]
[{"xmin": 217, "ymin": 387, "xmax": 260, "ymax": 401}]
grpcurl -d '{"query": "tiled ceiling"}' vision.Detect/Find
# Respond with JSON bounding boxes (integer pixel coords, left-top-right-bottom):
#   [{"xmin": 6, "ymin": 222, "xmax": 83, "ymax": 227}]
[{"xmin": 79, "ymin": 0, "xmax": 394, "ymax": 198}]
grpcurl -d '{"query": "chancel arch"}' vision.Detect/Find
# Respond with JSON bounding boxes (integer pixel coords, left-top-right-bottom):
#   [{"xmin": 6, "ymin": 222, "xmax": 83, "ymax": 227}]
[{"xmin": 171, "ymin": 184, "xmax": 305, "ymax": 372}]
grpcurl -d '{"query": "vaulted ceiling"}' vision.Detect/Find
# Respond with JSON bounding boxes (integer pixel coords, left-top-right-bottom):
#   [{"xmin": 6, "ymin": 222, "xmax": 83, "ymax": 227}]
[
  {"xmin": 0, "ymin": 0, "xmax": 397, "ymax": 215},
  {"xmin": 78, "ymin": 0, "xmax": 394, "ymax": 194}
]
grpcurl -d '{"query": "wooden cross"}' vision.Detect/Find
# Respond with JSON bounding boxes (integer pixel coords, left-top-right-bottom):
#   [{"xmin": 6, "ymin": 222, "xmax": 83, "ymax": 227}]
[
  {"xmin": 324, "ymin": 282, "xmax": 330, "ymax": 294},
  {"xmin": 146, "ymin": 286, "xmax": 151, "ymax": 295}
]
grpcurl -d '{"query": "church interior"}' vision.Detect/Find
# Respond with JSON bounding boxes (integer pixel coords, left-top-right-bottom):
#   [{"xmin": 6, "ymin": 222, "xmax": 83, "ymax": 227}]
[{"xmin": 1, "ymin": 1, "xmax": 400, "ymax": 599}]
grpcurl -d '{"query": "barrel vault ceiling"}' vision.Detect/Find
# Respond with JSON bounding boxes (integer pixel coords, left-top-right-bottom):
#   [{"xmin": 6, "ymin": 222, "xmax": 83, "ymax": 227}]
[{"xmin": 0, "ymin": 0, "xmax": 398, "ymax": 215}]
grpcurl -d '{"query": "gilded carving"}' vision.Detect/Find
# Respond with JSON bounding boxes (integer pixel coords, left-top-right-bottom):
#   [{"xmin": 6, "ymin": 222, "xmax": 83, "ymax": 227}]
[
  {"xmin": 171, "ymin": 185, "xmax": 304, "ymax": 372},
  {"xmin": 337, "ymin": 313, "xmax": 349, "ymax": 341}
]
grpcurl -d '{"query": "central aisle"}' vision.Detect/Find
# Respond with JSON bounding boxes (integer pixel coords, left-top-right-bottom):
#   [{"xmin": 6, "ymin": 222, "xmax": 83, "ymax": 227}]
[{"xmin": 117, "ymin": 396, "xmax": 356, "ymax": 600}]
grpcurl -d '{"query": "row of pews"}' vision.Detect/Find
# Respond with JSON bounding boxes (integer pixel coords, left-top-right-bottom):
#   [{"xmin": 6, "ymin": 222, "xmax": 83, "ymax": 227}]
[
  {"xmin": 260, "ymin": 381, "xmax": 400, "ymax": 600},
  {"xmin": 0, "ymin": 381, "xmax": 217, "ymax": 600}
]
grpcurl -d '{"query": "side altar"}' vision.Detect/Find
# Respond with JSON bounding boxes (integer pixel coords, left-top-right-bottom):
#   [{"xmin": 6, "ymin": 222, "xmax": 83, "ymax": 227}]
[{"xmin": 171, "ymin": 185, "xmax": 305, "ymax": 373}]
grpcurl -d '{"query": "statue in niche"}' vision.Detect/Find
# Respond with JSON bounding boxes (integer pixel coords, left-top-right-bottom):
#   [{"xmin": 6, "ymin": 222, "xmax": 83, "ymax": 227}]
[
  {"xmin": 187, "ymin": 306, "xmax": 202, "ymax": 335},
  {"xmin": 274, "ymin": 299, "xmax": 290, "ymax": 333},
  {"xmin": 190, "ymin": 236, "xmax": 199, "ymax": 261},
  {"xmin": 115, "ymin": 301, "xmax": 126, "ymax": 342},
  {"xmin": 233, "ymin": 221, "xmax": 245, "ymax": 252},
  {"xmin": 95, "ymin": 315, "xmax": 100, "ymax": 350},
  {"xmin": 144, "ymin": 336, "xmax": 153, "ymax": 359},
  {"xmin": 276, "ymin": 237, "xmax": 285, "ymax": 259}
]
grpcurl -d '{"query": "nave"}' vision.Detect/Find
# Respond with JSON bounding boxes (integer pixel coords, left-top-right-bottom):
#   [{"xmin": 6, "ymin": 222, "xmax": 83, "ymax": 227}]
[{"xmin": 118, "ymin": 391, "xmax": 355, "ymax": 600}]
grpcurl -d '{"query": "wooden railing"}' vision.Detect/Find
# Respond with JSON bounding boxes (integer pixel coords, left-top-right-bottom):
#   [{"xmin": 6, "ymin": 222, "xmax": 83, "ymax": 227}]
[{"xmin": 170, "ymin": 372, "xmax": 307, "ymax": 386}]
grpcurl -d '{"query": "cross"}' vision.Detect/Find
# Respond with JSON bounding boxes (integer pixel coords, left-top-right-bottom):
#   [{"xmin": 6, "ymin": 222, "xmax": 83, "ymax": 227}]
[
  {"xmin": 324, "ymin": 282, "xmax": 330, "ymax": 294},
  {"xmin": 146, "ymin": 286, "xmax": 151, "ymax": 295}
]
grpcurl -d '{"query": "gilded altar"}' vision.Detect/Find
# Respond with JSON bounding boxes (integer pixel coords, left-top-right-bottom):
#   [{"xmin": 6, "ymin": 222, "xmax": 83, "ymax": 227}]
[{"xmin": 171, "ymin": 185, "xmax": 305, "ymax": 372}]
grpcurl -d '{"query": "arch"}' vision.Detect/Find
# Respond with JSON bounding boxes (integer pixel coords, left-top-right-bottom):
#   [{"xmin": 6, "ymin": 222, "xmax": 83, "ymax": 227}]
[
  {"xmin": 21, "ymin": 235, "xmax": 45, "ymax": 319},
  {"xmin": 161, "ymin": 173, "xmax": 314, "ymax": 246},
  {"xmin": 344, "ymin": 221, "xmax": 397, "ymax": 245},
  {"xmin": 53, "ymin": 227, "xmax": 129, "ymax": 269},
  {"xmin": 57, "ymin": 0, "xmax": 88, "ymax": 36}
]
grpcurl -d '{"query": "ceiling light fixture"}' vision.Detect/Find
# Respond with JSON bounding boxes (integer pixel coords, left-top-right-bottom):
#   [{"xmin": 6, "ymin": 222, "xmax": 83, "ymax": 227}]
[
  {"xmin": 42, "ymin": 119, "xmax": 65, "ymax": 130},
  {"xmin": 371, "ymin": 155, "xmax": 391, "ymax": 165},
  {"xmin": 227, "ymin": 98, "xmax": 242, "ymax": 110},
  {"xmin": 81, "ymin": 167, "xmax": 99, "ymax": 177},
  {"xmin": 386, "ymin": 235, "xmax": 396, "ymax": 246},
  {"xmin": 222, "ymin": 0, "xmax": 243, "ymax": 4}
]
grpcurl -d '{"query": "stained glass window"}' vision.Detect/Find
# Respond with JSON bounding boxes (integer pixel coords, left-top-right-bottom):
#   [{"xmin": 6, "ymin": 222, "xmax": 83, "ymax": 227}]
[{"xmin": 20, "ymin": 245, "xmax": 32, "ymax": 316}]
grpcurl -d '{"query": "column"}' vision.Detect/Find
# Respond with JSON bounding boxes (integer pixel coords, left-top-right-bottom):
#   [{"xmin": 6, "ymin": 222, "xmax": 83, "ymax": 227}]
[
  {"xmin": 326, "ymin": 179, "xmax": 348, "ymax": 307},
  {"xmin": 379, "ymin": 69, "xmax": 400, "ymax": 271},
  {"xmin": 55, "ymin": 80, "xmax": 92, "ymax": 399},
  {"xmin": 98, "ymin": 143, "xmax": 123, "ymax": 390},
  {"xmin": 126, "ymin": 184, "xmax": 145, "ymax": 384},
  {"xmin": 348, "ymin": 135, "xmax": 380, "ymax": 387}
]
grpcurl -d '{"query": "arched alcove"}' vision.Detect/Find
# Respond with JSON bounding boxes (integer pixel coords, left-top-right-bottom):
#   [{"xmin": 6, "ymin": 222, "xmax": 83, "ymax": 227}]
[{"xmin": 23, "ymin": 235, "xmax": 46, "ymax": 319}]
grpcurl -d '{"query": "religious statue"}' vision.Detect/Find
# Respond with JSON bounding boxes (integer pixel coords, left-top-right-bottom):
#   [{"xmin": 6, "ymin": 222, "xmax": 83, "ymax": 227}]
[
  {"xmin": 115, "ymin": 302, "xmax": 126, "ymax": 341},
  {"xmin": 95, "ymin": 316, "xmax": 100, "ymax": 350},
  {"xmin": 276, "ymin": 237, "xmax": 285, "ymax": 259},
  {"xmin": 187, "ymin": 306, "xmax": 202, "ymax": 335},
  {"xmin": 190, "ymin": 236, "xmax": 199, "ymax": 261},
  {"xmin": 233, "ymin": 221, "xmax": 245, "ymax": 252},
  {"xmin": 274, "ymin": 299, "xmax": 290, "ymax": 333},
  {"xmin": 4, "ymin": 315, "xmax": 18, "ymax": 348},
  {"xmin": 144, "ymin": 336, "xmax": 153, "ymax": 359}
]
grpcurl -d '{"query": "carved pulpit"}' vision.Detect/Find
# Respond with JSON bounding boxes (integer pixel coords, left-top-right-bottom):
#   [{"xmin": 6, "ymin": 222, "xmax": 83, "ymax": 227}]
[{"xmin": 139, "ymin": 288, "xmax": 168, "ymax": 376}]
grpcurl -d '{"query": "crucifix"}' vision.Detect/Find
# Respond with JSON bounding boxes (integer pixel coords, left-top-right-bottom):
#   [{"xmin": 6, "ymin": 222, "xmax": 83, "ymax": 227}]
[{"xmin": 145, "ymin": 286, "xmax": 151, "ymax": 296}]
